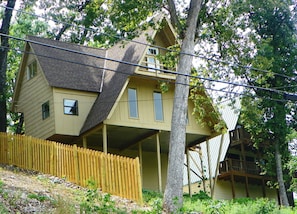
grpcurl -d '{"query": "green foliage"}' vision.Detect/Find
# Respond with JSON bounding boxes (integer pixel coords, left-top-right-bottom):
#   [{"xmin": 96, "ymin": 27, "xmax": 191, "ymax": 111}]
[
  {"xmin": 6, "ymin": 2, "xmax": 49, "ymax": 133},
  {"xmin": 27, "ymin": 193, "xmax": 50, "ymax": 202},
  {"xmin": 80, "ymin": 190, "xmax": 128, "ymax": 213},
  {"xmin": 182, "ymin": 197, "xmax": 295, "ymax": 214},
  {"xmin": 52, "ymin": 195, "xmax": 77, "ymax": 214},
  {"xmin": 287, "ymin": 156, "xmax": 297, "ymax": 192},
  {"xmin": 80, "ymin": 179, "xmax": 127, "ymax": 213},
  {"xmin": 0, "ymin": 202, "xmax": 9, "ymax": 214},
  {"xmin": 0, "ymin": 179, "xmax": 3, "ymax": 193},
  {"xmin": 189, "ymin": 81, "xmax": 227, "ymax": 134},
  {"xmin": 191, "ymin": 190, "xmax": 211, "ymax": 200},
  {"xmin": 142, "ymin": 189, "xmax": 163, "ymax": 203}
]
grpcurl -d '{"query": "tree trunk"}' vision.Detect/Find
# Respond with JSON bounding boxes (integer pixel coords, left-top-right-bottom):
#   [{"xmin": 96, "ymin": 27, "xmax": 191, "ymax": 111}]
[
  {"xmin": 0, "ymin": 0, "xmax": 16, "ymax": 132},
  {"xmin": 163, "ymin": 0, "xmax": 202, "ymax": 213},
  {"xmin": 275, "ymin": 142, "xmax": 289, "ymax": 206}
]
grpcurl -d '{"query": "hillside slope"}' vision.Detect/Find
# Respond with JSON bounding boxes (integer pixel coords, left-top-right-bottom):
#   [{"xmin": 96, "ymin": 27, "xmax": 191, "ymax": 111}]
[{"xmin": 0, "ymin": 164, "xmax": 149, "ymax": 213}]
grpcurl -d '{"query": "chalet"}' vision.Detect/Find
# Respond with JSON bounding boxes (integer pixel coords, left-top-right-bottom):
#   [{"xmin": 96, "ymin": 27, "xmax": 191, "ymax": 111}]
[{"xmin": 12, "ymin": 17, "xmax": 225, "ymax": 192}]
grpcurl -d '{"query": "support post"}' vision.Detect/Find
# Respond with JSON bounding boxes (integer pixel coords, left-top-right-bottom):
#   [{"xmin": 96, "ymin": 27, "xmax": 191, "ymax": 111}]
[
  {"xmin": 231, "ymin": 173, "xmax": 235, "ymax": 199},
  {"xmin": 206, "ymin": 139, "xmax": 213, "ymax": 197},
  {"xmin": 212, "ymin": 134, "xmax": 224, "ymax": 196},
  {"xmin": 103, "ymin": 124, "xmax": 107, "ymax": 153},
  {"xmin": 198, "ymin": 147, "xmax": 206, "ymax": 192},
  {"xmin": 83, "ymin": 136, "xmax": 87, "ymax": 148},
  {"xmin": 186, "ymin": 148, "xmax": 192, "ymax": 197},
  {"xmin": 262, "ymin": 179, "xmax": 266, "ymax": 198},
  {"xmin": 156, "ymin": 132, "xmax": 162, "ymax": 192},
  {"xmin": 245, "ymin": 176, "xmax": 249, "ymax": 197},
  {"xmin": 138, "ymin": 142, "xmax": 143, "ymax": 185}
]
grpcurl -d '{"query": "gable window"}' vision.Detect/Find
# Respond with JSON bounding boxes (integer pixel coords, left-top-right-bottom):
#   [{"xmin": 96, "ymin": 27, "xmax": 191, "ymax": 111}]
[
  {"xmin": 153, "ymin": 92, "xmax": 164, "ymax": 121},
  {"xmin": 64, "ymin": 99, "xmax": 78, "ymax": 115},
  {"xmin": 42, "ymin": 101, "xmax": 50, "ymax": 120},
  {"xmin": 128, "ymin": 88, "xmax": 138, "ymax": 118},
  {"xmin": 26, "ymin": 60, "xmax": 37, "ymax": 80},
  {"xmin": 147, "ymin": 47, "xmax": 160, "ymax": 72}
]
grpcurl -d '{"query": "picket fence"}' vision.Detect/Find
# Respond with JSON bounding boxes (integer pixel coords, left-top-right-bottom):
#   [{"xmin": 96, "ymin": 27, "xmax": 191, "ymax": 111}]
[{"xmin": 0, "ymin": 132, "xmax": 142, "ymax": 203}]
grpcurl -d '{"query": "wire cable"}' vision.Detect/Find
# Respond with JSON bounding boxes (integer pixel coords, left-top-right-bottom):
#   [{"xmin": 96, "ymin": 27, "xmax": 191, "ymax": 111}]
[
  {"xmin": 1, "ymin": 41, "xmax": 292, "ymax": 104},
  {"xmin": 1, "ymin": 33, "xmax": 290, "ymax": 96},
  {"xmin": 1, "ymin": 3, "xmax": 296, "ymax": 81},
  {"xmin": 1, "ymin": 33, "xmax": 295, "ymax": 100}
]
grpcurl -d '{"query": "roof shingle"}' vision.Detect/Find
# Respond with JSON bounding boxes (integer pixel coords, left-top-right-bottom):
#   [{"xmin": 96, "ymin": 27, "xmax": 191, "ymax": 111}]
[{"xmin": 28, "ymin": 36, "xmax": 106, "ymax": 93}]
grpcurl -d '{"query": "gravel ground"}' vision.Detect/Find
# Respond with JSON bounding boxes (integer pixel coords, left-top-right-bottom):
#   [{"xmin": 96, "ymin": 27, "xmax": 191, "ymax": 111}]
[{"xmin": 0, "ymin": 164, "xmax": 150, "ymax": 213}]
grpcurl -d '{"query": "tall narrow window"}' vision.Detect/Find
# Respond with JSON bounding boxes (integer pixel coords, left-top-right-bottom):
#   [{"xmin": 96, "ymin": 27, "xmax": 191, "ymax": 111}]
[
  {"xmin": 128, "ymin": 88, "xmax": 138, "ymax": 118},
  {"xmin": 147, "ymin": 47, "xmax": 160, "ymax": 72},
  {"xmin": 42, "ymin": 101, "xmax": 50, "ymax": 120},
  {"xmin": 26, "ymin": 60, "xmax": 37, "ymax": 80},
  {"xmin": 153, "ymin": 92, "xmax": 164, "ymax": 121},
  {"xmin": 64, "ymin": 99, "xmax": 78, "ymax": 115}
]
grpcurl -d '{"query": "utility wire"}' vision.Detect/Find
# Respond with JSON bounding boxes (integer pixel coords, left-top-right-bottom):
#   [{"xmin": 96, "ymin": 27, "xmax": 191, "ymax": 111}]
[
  {"xmin": 2, "ymin": 32, "xmax": 294, "ymax": 98},
  {"xmin": 0, "ymin": 3, "xmax": 295, "ymax": 81},
  {"xmin": 1, "ymin": 40, "xmax": 292, "ymax": 103}
]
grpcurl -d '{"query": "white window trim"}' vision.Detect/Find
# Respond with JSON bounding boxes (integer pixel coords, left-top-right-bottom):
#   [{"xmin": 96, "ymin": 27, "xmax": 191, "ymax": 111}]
[
  {"xmin": 147, "ymin": 47, "xmax": 160, "ymax": 72},
  {"xmin": 128, "ymin": 88, "xmax": 139, "ymax": 119},
  {"xmin": 153, "ymin": 91, "xmax": 164, "ymax": 121}
]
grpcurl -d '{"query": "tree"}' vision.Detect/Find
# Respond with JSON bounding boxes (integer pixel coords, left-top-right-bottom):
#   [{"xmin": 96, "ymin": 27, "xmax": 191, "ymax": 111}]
[
  {"xmin": 163, "ymin": 0, "xmax": 204, "ymax": 212},
  {"xmin": 6, "ymin": 2, "xmax": 48, "ymax": 133},
  {"xmin": 234, "ymin": 0, "xmax": 297, "ymax": 206},
  {"xmin": 0, "ymin": 0, "xmax": 16, "ymax": 132},
  {"xmin": 195, "ymin": 0, "xmax": 297, "ymax": 206}
]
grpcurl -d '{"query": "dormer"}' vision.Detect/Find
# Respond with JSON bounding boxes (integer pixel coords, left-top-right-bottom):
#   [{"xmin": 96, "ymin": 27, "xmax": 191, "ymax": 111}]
[{"xmin": 136, "ymin": 18, "xmax": 178, "ymax": 79}]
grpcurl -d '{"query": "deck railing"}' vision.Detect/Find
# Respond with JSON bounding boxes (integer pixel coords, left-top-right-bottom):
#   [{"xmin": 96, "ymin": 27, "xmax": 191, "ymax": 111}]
[
  {"xmin": 0, "ymin": 132, "xmax": 142, "ymax": 203},
  {"xmin": 219, "ymin": 158, "xmax": 261, "ymax": 175}
]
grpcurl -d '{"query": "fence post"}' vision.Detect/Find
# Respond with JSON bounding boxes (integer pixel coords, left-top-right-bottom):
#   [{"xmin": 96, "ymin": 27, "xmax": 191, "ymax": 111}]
[
  {"xmin": 7, "ymin": 134, "xmax": 12, "ymax": 165},
  {"xmin": 134, "ymin": 157, "xmax": 143, "ymax": 204},
  {"xmin": 50, "ymin": 143, "xmax": 55, "ymax": 175},
  {"xmin": 73, "ymin": 144, "xmax": 80, "ymax": 185}
]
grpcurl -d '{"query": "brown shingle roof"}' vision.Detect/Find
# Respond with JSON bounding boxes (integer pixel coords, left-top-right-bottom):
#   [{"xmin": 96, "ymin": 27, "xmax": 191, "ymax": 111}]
[
  {"xmin": 80, "ymin": 29, "xmax": 154, "ymax": 134},
  {"xmin": 28, "ymin": 36, "xmax": 106, "ymax": 93}
]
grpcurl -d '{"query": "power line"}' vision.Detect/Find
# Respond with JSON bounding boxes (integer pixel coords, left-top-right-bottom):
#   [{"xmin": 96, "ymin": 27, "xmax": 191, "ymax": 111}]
[
  {"xmin": 0, "ymin": 3, "xmax": 296, "ymax": 81},
  {"xmin": 2, "ymin": 32, "xmax": 294, "ymax": 98},
  {"xmin": 1, "ymin": 38, "xmax": 293, "ymax": 103}
]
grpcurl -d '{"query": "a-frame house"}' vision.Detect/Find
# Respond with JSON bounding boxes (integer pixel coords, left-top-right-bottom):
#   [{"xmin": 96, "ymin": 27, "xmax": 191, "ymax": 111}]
[{"xmin": 12, "ymin": 17, "xmax": 225, "ymax": 191}]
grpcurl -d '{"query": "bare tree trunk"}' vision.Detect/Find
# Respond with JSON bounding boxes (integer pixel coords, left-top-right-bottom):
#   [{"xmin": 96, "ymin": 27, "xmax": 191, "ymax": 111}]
[
  {"xmin": 275, "ymin": 142, "xmax": 289, "ymax": 206},
  {"xmin": 0, "ymin": 0, "xmax": 16, "ymax": 132},
  {"xmin": 163, "ymin": 0, "xmax": 202, "ymax": 213}
]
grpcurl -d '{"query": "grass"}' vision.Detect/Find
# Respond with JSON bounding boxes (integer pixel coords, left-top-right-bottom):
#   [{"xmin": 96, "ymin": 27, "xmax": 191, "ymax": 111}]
[
  {"xmin": 141, "ymin": 190, "xmax": 297, "ymax": 214},
  {"xmin": 1, "ymin": 173, "xmax": 297, "ymax": 214}
]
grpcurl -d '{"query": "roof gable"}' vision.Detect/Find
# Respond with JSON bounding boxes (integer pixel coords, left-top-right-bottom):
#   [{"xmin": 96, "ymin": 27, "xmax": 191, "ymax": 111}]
[
  {"xmin": 80, "ymin": 17, "xmax": 177, "ymax": 134},
  {"xmin": 27, "ymin": 36, "xmax": 106, "ymax": 93},
  {"xmin": 80, "ymin": 29, "xmax": 152, "ymax": 134}
]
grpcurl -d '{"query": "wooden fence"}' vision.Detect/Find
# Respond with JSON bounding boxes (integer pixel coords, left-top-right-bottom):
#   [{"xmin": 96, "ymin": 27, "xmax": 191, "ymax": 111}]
[{"xmin": 0, "ymin": 132, "xmax": 142, "ymax": 203}]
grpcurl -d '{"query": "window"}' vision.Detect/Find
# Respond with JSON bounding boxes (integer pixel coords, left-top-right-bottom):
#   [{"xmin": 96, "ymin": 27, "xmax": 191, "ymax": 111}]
[
  {"xmin": 153, "ymin": 92, "xmax": 164, "ymax": 121},
  {"xmin": 26, "ymin": 60, "xmax": 37, "ymax": 80},
  {"xmin": 64, "ymin": 99, "xmax": 78, "ymax": 115},
  {"xmin": 128, "ymin": 88, "xmax": 138, "ymax": 118},
  {"xmin": 42, "ymin": 101, "xmax": 50, "ymax": 120},
  {"xmin": 147, "ymin": 47, "xmax": 160, "ymax": 72}
]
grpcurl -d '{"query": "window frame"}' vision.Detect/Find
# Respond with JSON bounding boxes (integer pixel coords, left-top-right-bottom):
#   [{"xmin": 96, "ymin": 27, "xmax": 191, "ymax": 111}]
[
  {"xmin": 146, "ymin": 47, "xmax": 160, "ymax": 72},
  {"xmin": 41, "ymin": 101, "xmax": 50, "ymax": 120},
  {"xmin": 128, "ymin": 88, "xmax": 139, "ymax": 119},
  {"xmin": 26, "ymin": 60, "xmax": 37, "ymax": 80},
  {"xmin": 153, "ymin": 91, "xmax": 164, "ymax": 121},
  {"xmin": 63, "ymin": 99, "xmax": 79, "ymax": 116}
]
